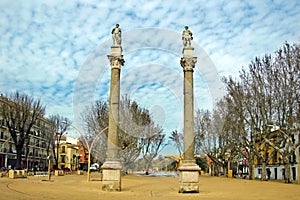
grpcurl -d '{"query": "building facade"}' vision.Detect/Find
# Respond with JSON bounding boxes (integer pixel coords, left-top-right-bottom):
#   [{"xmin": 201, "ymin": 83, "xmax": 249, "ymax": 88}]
[
  {"xmin": 254, "ymin": 126, "xmax": 300, "ymax": 183},
  {"xmin": 77, "ymin": 141, "xmax": 89, "ymax": 170},
  {"xmin": 0, "ymin": 95, "xmax": 53, "ymax": 170},
  {"xmin": 54, "ymin": 136, "xmax": 82, "ymax": 170}
]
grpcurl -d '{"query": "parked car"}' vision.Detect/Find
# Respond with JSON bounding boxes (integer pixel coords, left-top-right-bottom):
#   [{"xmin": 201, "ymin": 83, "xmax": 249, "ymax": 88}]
[{"xmin": 90, "ymin": 166, "xmax": 97, "ymax": 172}]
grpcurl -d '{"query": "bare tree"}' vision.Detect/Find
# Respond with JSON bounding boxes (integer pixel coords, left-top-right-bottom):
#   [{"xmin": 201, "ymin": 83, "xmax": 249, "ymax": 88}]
[
  {"xmin": 194, "ymin": 106, "xmax": 237, "ymax": 176},
  {"xmin": 224, "ymin": 67, "xmax": 274, "ymax": 180},
  {"xmin": 80, "ymin": 95, "xmax": 162, "ymax": 172},
  {"xmin": 119, "ymin": 95, "xmax": 166, "ymax": 173},
  {"xmin": 1, "ymin": 92, "xmax": 45, "ymax": 169},
  {"xmin": 48, "ymin": 114, "xmax": 70, "ymax": 169},
  {"xmin": 80, "ymin": 100, "xmax": 109, "ymax": 165},
  {"xmin": 118, "ymin": 95, "xmax": 159, "ymax": 172},
  {"xmin": 223, "ymin": 42, "xmax": 300, "ymax": 181},
  {"xmin": 169, "ymin": 130, "xmax": 183, "ymax": 157},
  {"xmin": 140, "ymin": 124, "xmax": 166, "ymax": 174},
  {"xmin": 261, "ymin": 43, "xmax": 300, "ymax": 182}
]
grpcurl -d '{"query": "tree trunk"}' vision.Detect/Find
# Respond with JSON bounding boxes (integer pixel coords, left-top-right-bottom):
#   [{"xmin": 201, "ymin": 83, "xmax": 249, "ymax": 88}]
[
  {"xmin": 297, "ymin": 161, "xmax": 300, "ymax": 184},
  {"xmin": 145, "ymin": 162, "xmax": 150, "ymax": 175},
  {"xmin": 284, "ymin": 162, "xmax": 292, "ymax": 183},
  {"xmin": 16, "ymin": 146, "xmax": 23, "ymax": 169},
  {"xmin": 249, "ymin": 164, "xmax": 255, "ymax": 180},
  {"xmin": 261, "ymin": 162, "xmax": 267, "ymax": 181},
  {"xmin": 227, "ymin": 160, "xmax": 231, "ymax": 177},
  {"xmin": 54, "ymin": 157, "xmax": 59, "ymax": 169}
]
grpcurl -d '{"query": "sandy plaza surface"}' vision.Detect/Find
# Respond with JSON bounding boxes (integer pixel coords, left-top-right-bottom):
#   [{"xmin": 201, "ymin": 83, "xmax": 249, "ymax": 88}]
[{"xmin": 1, "ymin": 173, "xmax": 300, "ymax": 200}]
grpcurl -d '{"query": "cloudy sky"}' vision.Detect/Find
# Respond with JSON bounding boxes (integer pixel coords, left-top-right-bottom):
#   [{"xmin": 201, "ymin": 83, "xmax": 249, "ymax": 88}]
[{"xmin": 0, "ymin": 0, "xmax": 299, "ymax": 154}]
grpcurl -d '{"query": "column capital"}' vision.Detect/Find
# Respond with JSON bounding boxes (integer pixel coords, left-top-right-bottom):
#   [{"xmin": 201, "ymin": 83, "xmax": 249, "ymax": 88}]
[
  {"xmin": 107, "ymin": 55, "xmax": 125, "ymax": 69},
  {"xmin": 180, "ymin": 57, "xmax": 197, "ymax": 71}
]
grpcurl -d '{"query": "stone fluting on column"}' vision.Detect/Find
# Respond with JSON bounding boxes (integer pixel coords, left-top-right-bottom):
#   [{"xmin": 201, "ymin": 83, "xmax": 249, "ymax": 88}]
[
  {"xmin": 178, "ymin": 46, "xmax": 201, "ymax": 193},
  {"xmin": 101, "ymin": 46, "xmax": 124, "ymax": 192}
]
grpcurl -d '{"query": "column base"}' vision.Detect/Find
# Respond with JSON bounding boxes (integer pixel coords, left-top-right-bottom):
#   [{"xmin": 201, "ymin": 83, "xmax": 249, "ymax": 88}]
[
  {"xmin": 178, "ymin": 160, "xmax": 201, "ymax": 193},
  {"xmin": 101, "ymin": 160, "xmax": 122, "ymax": 191}
]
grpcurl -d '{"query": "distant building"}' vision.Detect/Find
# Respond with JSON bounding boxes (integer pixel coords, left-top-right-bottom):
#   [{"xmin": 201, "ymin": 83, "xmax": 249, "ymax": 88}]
[
  {"xmin": 77, "ymin": 141, "xmax": 88, "ymax": 170},
  {"xmin": 54, "ymin": 136, "xmax": 82, "ymax": 170}
]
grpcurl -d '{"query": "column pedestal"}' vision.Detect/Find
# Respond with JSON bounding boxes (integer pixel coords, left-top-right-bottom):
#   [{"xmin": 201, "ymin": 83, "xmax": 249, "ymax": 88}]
[
  {"xmin": 178, "ymin": 160, "xmax": 200, "ymax": 193},
  {"xmin": 102, "ymin": 160, "xmax": 122, "ymax": 191}
]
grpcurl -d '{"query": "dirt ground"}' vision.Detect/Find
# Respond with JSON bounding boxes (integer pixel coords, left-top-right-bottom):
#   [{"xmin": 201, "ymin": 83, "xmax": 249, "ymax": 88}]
[{"xmin": 0, "ymin": 173, "xmax": 300, "ymax": 200}]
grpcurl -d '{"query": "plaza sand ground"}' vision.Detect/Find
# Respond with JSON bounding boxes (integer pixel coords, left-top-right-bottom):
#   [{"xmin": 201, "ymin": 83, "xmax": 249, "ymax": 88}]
[{"xmin": 1, "ymin": 174, "xmax": 300, "ymax": 200}]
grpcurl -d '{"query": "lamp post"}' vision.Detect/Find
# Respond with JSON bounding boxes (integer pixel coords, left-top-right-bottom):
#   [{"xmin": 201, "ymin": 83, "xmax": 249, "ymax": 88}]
[
  {"xmin": 47, "ymin": 155, "xmax": 52, "ymax": 181},
  {"xmin": 1, "ymin": 137, "xmax": 9, "ymax": 168},
  {"xmin": 62, "ymin": 121, "xmax": 107, "ymax": 182}
]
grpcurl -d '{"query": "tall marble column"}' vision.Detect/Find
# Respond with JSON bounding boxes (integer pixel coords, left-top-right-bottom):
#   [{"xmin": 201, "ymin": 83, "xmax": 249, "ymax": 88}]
[
  {"xmin": 178, "ymin": 45, "xmax": 201, "ymax": 193},
  {"xmin": 101, "ymin": 45, "xmax": 124, "ymax": 191}
]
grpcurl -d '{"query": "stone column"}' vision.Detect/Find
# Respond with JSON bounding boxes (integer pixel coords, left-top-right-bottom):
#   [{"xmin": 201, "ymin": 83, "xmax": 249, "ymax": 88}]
[
  {"xmin": 178, "ymin": 47, "xmax": 201, "ymax": 193},
  {"xmin": 101, "ymin": 46, "xmax": 124, "ymax": 191}
]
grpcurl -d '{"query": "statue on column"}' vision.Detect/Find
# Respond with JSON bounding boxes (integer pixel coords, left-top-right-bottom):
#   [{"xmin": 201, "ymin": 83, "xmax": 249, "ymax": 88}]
[
  {"xmin": 182, "ymin": 26, "xmax": 193, "ymax": 47},
  {"xmin": 112, "ymin": 24, "xmax": 122, "ymax": 46}
]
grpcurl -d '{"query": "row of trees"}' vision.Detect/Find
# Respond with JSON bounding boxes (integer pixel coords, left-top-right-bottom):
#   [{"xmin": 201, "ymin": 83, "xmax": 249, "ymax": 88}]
[
  {"xmin": 1, "ymin": 91, "xmax": 167, "ymax": 172},
  {"xmin": 191, "ymin": 42, "xmax": 300, "ymax": 182}
]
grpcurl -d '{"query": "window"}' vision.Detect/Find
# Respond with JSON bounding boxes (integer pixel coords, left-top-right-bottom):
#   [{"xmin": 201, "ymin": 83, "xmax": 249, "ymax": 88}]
[
  {"xmin": 61, "ymin": 155, "xmax": 66, "ymax": 163},
  {"xmin": 0, "ymin": 132, "xmax": 3, "ymax": 139},
  {"xmin": 258, "ymin": 168, "xmax": 262, "ymax": 174},
  {"xmin": 0, "ymin": 119, "xmax": 5, "ymax": 126},
  {"xmin": 291, "ymin": 134, "xmax": 295, "ymax": 143},
  {"xmin": 62, "ymin": 146, "xmax": 66, "ymax": 153},
  {"xmin": 273, "ymin": 151, "xmax": 277, "ymax": 164},
  {"xmin": 9, "ymin": 144, "xmax": 13, "ymax": 153}
]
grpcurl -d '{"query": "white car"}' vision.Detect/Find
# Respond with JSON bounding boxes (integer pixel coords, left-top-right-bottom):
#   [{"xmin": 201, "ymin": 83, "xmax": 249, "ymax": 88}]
[
  {"xmin": 90, "ymin": 163, "xmax": 99, "ymax": 171},
  {"xmin": 90, "ymin": 166, "xmax": 97, "ymax": 171}
]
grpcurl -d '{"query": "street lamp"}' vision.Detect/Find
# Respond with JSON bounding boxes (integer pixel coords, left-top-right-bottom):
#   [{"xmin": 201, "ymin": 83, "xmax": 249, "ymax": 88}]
[
  {"xmin": 47, "ymin": 155, "xmax": 52, "ymax": 181},
  {"xmin": 62, "ymin": 121, "xmax": 108, "ymax": 182},
  {"xmin": 1, "ymin": 137, "xmax": 9, "ymax": 168}
]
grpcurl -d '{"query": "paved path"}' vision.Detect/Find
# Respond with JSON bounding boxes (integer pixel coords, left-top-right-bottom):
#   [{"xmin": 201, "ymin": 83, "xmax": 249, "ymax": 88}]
[{"xmin": 0, "ymin": 174, "xmax": 300, "ymax": 200}]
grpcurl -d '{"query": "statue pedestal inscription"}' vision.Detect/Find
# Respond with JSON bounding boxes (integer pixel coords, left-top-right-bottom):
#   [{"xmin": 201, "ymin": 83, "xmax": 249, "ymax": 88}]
[
  {"xmin": 182, "ymin": 47, "xmax": 194, "ymax": 57},
  {"xmin": 110, "ymin": 46, "xmax": 122, "ymax": 56},
  {"xmin": 102, "ymin": 161, "xmax": 122, "ymax": 191},
  {"xmin": 178, "ymin": 161, "xmax": 200, "ymax": 193}
]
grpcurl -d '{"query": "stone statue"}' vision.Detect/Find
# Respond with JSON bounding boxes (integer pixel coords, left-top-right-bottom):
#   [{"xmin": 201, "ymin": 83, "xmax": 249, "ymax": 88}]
[
  {"xmin": 182, "ymin": 26, "xmax": 193, "ymax": 47},
  {"xmin": 111, "ymin": 24, "xmax": 122, "ymax": 46}
]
